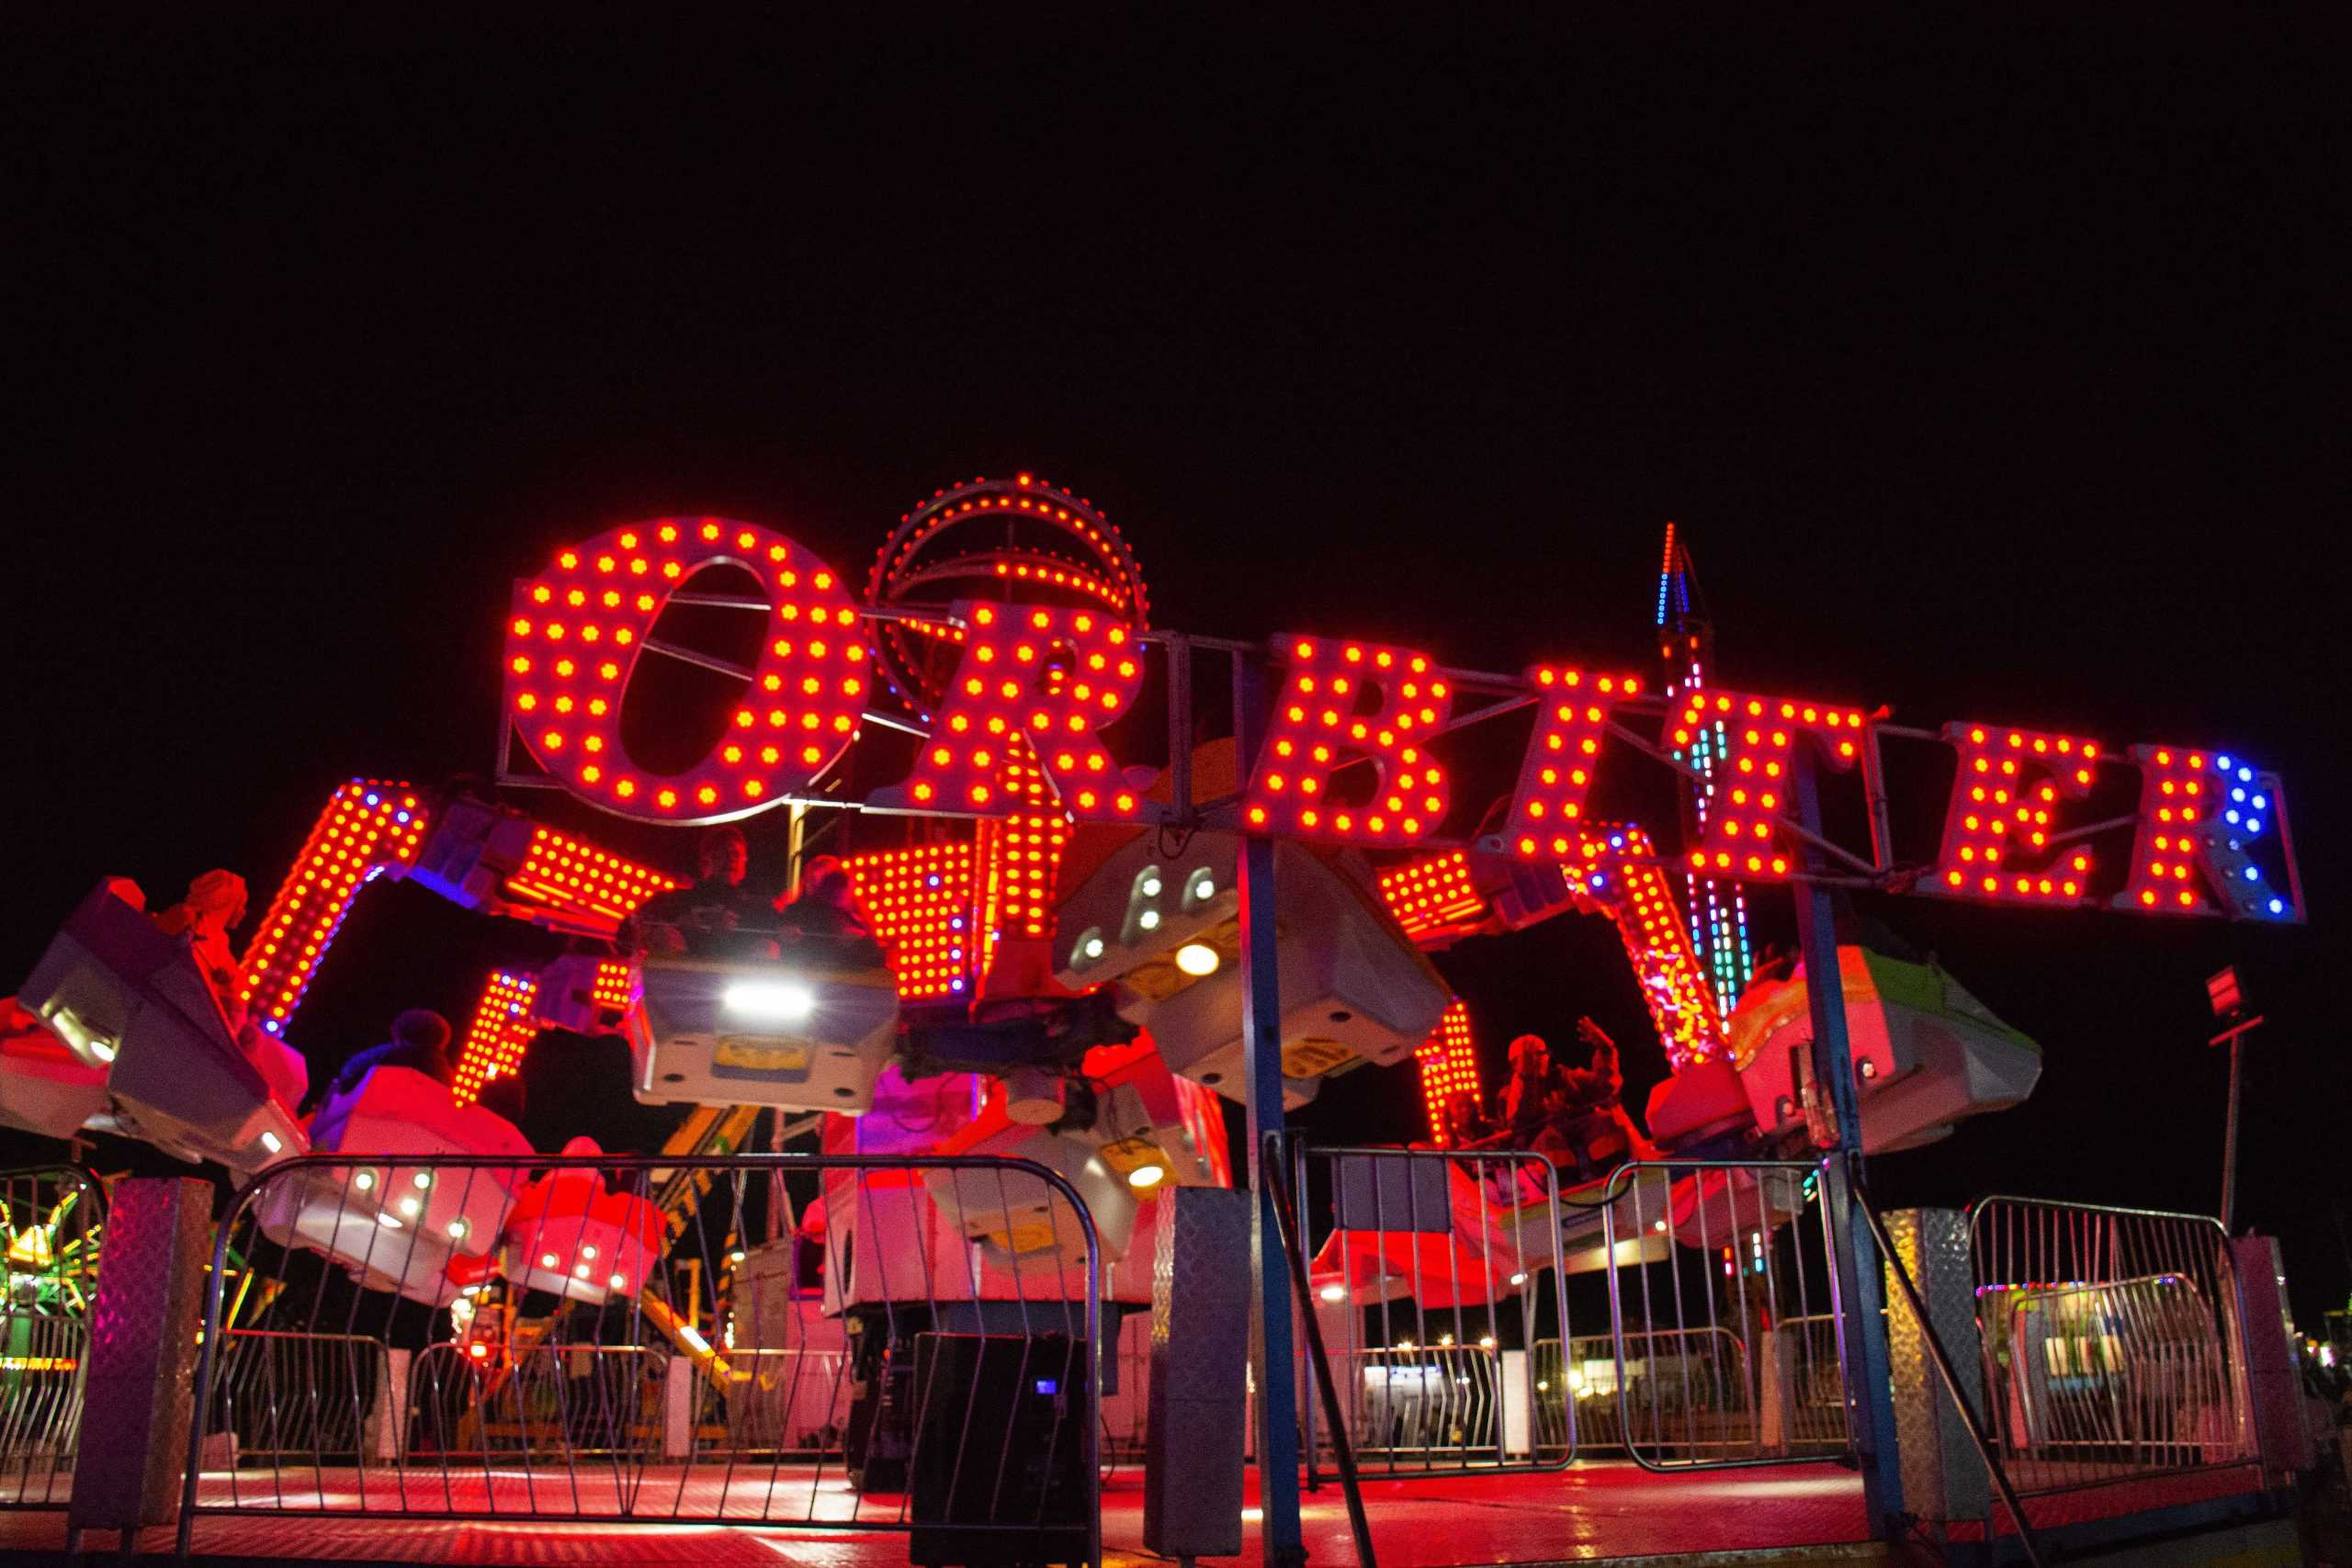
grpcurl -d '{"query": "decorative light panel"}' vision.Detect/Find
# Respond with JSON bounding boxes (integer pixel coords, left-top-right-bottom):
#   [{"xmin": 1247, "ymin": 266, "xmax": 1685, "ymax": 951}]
[
  {"xmin": 1672, "ymin": 692, "xmax": 1867, "ymax": 878},
  {"xmin": 1586, "ymin": 826, "xmax": 1725, "ymax": 1070},
  {"xmin": 503, "ymin": 518, "xmax": 865, "ymax": 822},
  {"xmin": 453, "ymin": 969, "xmax": 538, "ymax": 1106},
  {"xmin": 1378, "ymin": 851, "xmax": 1487, "ymax": 939},
  {"xmin": 883, "ymin": 600, "xmax": 1146, "ymax": 819},
  {"xmin": 978, "ymin": 748, "xmax": 1071, "ymax": 957},
  {"xmin": 237, "ymin": 781, "xmax": 428, "ymax": 1038},
  {"xmin": 1415, "ymin": 1000, "xmax": 1482, "ymax": 1146},
  {"xmin": 843, "ymin": 840, "xmax": 978, "ymax": 999},
  {"xmin": 2117, "ymin": 747, "xmax": 2296, "ymax": 919},
  {"xmin": 1501, "ymin": 666, "xmax": 1642, "ymax": 861},
  {"xmin": 1243, "ymin": 637, "xmax": 1453, "ymax": 845},
  {"xmin": 587, "ymin": 959, "xmax": 634, "ymax": 1013},
  {"xmin": 865, "ymin": 474, "xmax": 1148, "ymax": 721},
  {"xmin": 1931, "ymin": 724, "xmax": 2100, "ymax": 903},
  {"xmin": 501, "ymin": 827, "xmax": 678, "ymax": 931}
]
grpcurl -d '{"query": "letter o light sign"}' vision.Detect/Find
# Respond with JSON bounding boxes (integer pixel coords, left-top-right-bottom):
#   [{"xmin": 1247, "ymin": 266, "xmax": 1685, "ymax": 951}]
[{"xmin": 503, "ymin": 518, "xmax": 867, "ymax": 823}]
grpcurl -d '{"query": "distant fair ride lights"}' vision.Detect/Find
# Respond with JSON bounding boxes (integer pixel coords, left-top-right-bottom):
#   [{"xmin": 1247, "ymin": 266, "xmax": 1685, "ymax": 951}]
[{"xmin": 1, "ymin": 472, "xmax": 2304, "ymax": 1315}]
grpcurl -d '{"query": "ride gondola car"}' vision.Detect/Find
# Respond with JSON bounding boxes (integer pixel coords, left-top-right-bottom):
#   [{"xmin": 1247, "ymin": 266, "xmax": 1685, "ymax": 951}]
[
  {"xmin": 624, "ymin": 932, "xmax": 900, "ymax": 1114},
  {"xmin": 254, "ymin": 1065, "xmax": 532, "ymax": 1307},
  {"xmin": 16, "ymin": 880, "xmax": 306, "ymax": 1175}
]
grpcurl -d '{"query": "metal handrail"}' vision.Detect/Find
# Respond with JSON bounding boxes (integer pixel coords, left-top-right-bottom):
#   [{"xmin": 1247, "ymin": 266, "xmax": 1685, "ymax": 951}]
[
  {"xmin": 176, "ymin": 1150, "xmax": 1102, "ymax": 1568},
  {"xmin": 1266, "ymin": 1134, "xmax": 1376, "ymax": 1568}
]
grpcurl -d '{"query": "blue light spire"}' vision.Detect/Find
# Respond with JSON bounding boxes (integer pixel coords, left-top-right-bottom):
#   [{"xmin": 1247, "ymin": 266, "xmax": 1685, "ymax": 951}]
[{"xmin": 1655, "ymin": 526, "xmax": 1754, "ymax": 1010}]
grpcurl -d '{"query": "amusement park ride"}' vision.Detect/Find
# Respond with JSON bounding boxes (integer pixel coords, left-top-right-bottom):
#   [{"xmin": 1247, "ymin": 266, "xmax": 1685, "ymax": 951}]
[{"xmin": 0, "ymin": 474, "xmax": 2308, "ymax": 1518}]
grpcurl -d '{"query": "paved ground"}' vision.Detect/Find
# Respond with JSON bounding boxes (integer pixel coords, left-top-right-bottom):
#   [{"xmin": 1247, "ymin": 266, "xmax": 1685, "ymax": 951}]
[{"xmin": 0, "ymin": 1457, "xmax": 2273, "ymax": 1565}]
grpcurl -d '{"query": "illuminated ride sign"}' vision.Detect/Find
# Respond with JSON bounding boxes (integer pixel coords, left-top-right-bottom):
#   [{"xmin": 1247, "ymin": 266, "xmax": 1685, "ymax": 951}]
[{"xmin": 492, "ymin": 491, "xmax": 2302, "ymax": 927}]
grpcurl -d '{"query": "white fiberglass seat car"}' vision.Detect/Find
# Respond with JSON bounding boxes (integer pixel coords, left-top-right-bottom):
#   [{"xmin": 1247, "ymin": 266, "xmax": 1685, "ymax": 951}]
[
  {"xmin": 17, "ymin": 880, "xmax": 305, "ymax": 1175},
  {"xmin": 254, "ymin": 1066, "xmax": 532, "ymax": 1307},
  {"xmin": 496, "ymin": 1138, "xmax": 665, "ymax": 1307},
  {"xmin": 625, "ymin": 940, "xmax": 899, "ymax": 1113}
]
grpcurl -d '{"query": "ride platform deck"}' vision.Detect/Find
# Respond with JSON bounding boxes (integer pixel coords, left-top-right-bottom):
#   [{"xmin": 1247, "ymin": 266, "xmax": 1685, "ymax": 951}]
[{"xmin": 0, "ymin": 1458, "xmax": 2279, "ymax": 1567}]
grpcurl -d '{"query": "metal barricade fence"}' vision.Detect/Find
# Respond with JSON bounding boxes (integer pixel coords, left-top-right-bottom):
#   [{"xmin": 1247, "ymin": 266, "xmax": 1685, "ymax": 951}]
[
  {"xmin": 1968, "ymin": 1195, "xmax": 2256, "ymax": 1496},
  {"xmin": 0, "ymin": 1166, "xmax": 103, "ymax": 1509},
  {"xmin": 177, "ymin": 1151, "xmax": 1102, "ymax": 1564},
  {"xmin": 1294, "ymin": 1145, "xmax": 1577, "ymax": 1477},
  {"xmin": 1598, "ymin": 1158, "xmax": 1850, "ymax": 1471}
]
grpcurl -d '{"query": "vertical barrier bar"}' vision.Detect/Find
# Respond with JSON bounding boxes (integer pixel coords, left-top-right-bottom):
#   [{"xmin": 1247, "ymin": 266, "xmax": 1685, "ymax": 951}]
[
  {"xmin": 1791, "ymin": 746, "xmax": 1904, "ymax": 1534},
  {"xmin": 1144, "ymin": 1184, "xmax": 1251, "ymax": 1562},
  {"xmin": 1235, "ymin": 652, "xmax": 1306, "ymax": 1568},
  {"xmin": 1879, "ymin": 1209, "xmax": 1990, "ymax": 1529},
  {"xmin": 74, "ymin": 1177, "xmax": 212, "ymax": 1551}
]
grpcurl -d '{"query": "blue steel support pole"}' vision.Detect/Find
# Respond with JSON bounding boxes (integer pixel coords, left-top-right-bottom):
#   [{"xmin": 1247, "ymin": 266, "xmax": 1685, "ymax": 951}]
[
  {"xmin": 1790, "ymin": 743, "xmax": 1905, "ymax": 1538},
  {"xmin": 1234, "ymin": 652, "xmax": 1307, "ymax": 1568}
]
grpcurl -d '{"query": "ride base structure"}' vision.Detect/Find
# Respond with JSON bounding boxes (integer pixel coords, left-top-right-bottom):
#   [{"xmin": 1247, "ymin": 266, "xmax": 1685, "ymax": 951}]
[{"xmin": 1, "ymin": 474, "xmax": 2316, "ymax": 1567}]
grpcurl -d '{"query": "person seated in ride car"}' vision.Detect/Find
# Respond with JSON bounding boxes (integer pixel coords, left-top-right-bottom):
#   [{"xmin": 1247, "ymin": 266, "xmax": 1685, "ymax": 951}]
[
  {"xmin": 152, "ymin": 869, "xmax": 251, "ymax": 1028},
  {"xmin": 152, "ymin": 869, "xmax": 311, "ymax": 1104},
  {"xmin": 620, "ymin": 825, "xmax": 777, "ymax": 958},
  {"xmin": 322, "ymin": 1008, "xmax": 458, "ymax": 1101},
  {"xmin": 774, "ymin": 854, "xmax": 886, "ymax": 966}
]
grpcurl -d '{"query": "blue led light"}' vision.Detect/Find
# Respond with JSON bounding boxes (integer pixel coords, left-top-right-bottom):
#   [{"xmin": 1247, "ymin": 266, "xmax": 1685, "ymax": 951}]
[
  {"xmin": 2225, "ymin": 810, "xmax": 2241, "ymax": 825},
  {"xmin": 365, "ymin": 793, "xmax": 380, "ymax": 807},
  {"xmin": 396, "ymin": 810, "xmax": 412, "ymax": 823},
  {"xmin": 2252, "ymin": 794, "xmax": 2267, "ymax": 810},
  {"xmin": 2236, "ymin": 766, "xmax": 2253, "ymax": 783},
  {"xmin": 2267, "ymin": 898, "xmax": 2285, "ymax": 915},
  {"xmin": 2231, "ymin": 787, "xmax": 2246, "ymax": 803},
  {"xmin": 926, "ymin": 874, "xmax": 940, "ymax": 888},
  {"xmin": 2216, "ymin": 754, "xmax": 2233, "ymax": 772},
  {"xmin": 264, "ymin": 1020, "xmax": 281, "ymax": 1033},
  {"xmin": 2243, "ymin": 866, "xmax": 2260, "ymax": 882},
  {"xmin": 2245, "ymin": 818, "xmax": 2261, "ymax": 835}
]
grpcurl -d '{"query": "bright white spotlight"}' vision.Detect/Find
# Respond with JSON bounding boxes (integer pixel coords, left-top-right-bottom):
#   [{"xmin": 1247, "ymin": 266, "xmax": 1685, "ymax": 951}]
[
  {"xmin": 1125, "ymin": 1163, "xmax": 1167, "ymax": 1190},
  {"xmin": 1174, "ymin": 942, "xmax": 1220, "ymax": 976},
  {"xmin": 723, "ymin": 980, "xmax": 816, "ymax": 1021},
  {"xmin": 1318, "ymin": 1283, "xmax": 1348, "ymax": 1303}
]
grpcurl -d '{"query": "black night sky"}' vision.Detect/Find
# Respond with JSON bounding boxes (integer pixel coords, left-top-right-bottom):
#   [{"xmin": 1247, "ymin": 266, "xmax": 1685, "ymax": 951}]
[{"xmin": 10, "ymin": 22, "xmax": 2348, "ymax": 1321}]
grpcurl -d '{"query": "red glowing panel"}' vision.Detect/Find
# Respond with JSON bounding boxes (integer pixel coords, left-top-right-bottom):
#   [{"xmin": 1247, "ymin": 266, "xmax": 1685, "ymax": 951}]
[
  {"xmin": 843, "ymin": 840, "xmax": 978, "ymax": 1001},
  {"xmin": 1379, "ymin": 851, "xmax": 1487, "ymax": 938},
  {"xmin": 1930, "ymin": 723, "xmax": 2101, "ymax": 903},
  {"xmin": 588, "ymin": 959, "xmax": 633, "ymax": 1013},
  {"xmin": 453, "ymin": 969, "xmax": 538, "ymax": 1106},
  {"xmin": 1594, "ymin": 827, "xmax": 1725, "ymax": 1070},
  {"xmin": 237, "ymin": 781, "xmax": 429, "ymax": 1040},
  {"xmin": 978, "ymin": 749, "xmax": 1069, "ymax": 949},
  {"xmin": 2116, "ymin": 745, "xmax": 2236, "ymax": 914},
  {"xmin": 501, "ymin": 828, "xmax": 679, "ymax": 933},
  {"xmin": 1671, "ymin": 692, "xmax": 1867, "ymax": 879},
  {"xmin": 888, "ymin": 601, "xmax": 1147, "ymax": 820},
  {"xmin": 504, "ymin": 519, "xmax": 865, "ymax": 822},
  {"xmin": 1243, "ymin": 637, "xmax": 1453, "ymax": 845},
  {"xmin": 1501, "ymin": 666, "xmax": 1642, "ymax": 862},
  {"xmin": 1415, "ymin": 1001, "xmax": 1481, "ymax": 1146}
]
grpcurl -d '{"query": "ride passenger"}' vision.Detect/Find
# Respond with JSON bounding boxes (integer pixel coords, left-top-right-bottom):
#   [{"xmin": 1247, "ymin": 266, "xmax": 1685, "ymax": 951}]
[
  {"xmin": 152, "ymin": 869, "xmax": 310, "ymax": 1104},
  {"xmin": 152, "ymin": 869, "xmax": 251, "ymax": 1028},
  {"xmin": 322, "ymin": 1008, "xmax": 458, "ymax": 1100},
  {"xmin": 619, "ymin": 825, "xmax": 776, "ymax": 958},
  {"xmin": 774, "ymin": 854, "xmax": 886, "ymax": 966}
]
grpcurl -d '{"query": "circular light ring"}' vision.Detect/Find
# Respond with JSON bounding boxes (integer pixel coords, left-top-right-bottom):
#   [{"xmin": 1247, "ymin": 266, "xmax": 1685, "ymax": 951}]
[
  {"xmin": 866, "ymin": 475, "xmax": 1148, "ymax": 714},
  {"xmin": 504, "ymin": 518, "xmax": 865, "ymax": 823}
]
